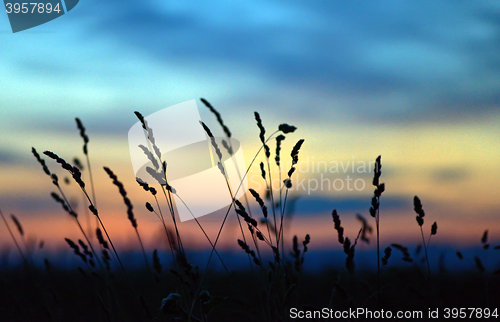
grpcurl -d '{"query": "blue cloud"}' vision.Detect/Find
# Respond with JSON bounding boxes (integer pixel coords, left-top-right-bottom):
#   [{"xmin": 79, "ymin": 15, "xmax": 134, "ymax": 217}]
[{"xmin": 2, "ymin": 0, "xmax": 499, "ymax": 126}]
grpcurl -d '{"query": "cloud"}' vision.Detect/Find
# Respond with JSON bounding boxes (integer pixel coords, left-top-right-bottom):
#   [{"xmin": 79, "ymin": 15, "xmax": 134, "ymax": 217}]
[
  {"xmin": 431, "ymin": 166, "xmax": 470, "ymax": 183},
  {"xmin": 0, "ymin": 149, "xmax": 34, "ymax": 166},
  {"xmin": 66, "ymin": 0, "xmax": 500, "ymax": 124},
  {"xmin": 2, "ymin": 0, "xmax": 499, "ymax": 131},
  {"xmin": 0, "ymin": 149, "xmax": 17, "ymax": 164},
  {"xmin": 290, "ymin": 195, "xmax": 409, "ymax": 217},
  {"xmin": 0, "ymin": 194, "xmax": 59, "ymax": 215}
]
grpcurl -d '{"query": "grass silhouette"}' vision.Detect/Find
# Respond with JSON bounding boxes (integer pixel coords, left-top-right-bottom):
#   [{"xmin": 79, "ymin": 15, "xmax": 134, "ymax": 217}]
[{"xmin": 0, "ymin": 99, "xmax": 499, "ymax": 321}]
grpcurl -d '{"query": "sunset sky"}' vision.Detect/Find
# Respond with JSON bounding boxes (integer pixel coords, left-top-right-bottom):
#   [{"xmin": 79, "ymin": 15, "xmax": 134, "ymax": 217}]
[{"xmin": 1, "ymin": 1, "xmax": 499, "ymax": 268}]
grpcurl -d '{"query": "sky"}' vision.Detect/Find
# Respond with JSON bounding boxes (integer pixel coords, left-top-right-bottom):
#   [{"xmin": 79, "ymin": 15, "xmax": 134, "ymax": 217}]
[{"xmin": 0, "ymin": 0, "xmax": 499, "ymax": 268}]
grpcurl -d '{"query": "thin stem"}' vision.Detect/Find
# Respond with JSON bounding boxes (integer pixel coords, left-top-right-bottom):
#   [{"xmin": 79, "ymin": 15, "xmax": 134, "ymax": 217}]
[
  {"xmin": 188, "ymin": 130, "xmax": 280, "ymax": 320},
  {"xmin": 83, "ymin": 193, "xmax": 93, "ymax": 243},
  {"xmin": 200, "ymin": 129, "xmax": 280, "ymax": 270},
  {"xmin": 134, "ymin": 228, "xmax": 150, "ymax": 271},
  {"xmin": 230, "ymin": 145, "xmax": 264, "ymax": 271},
  {"xmin": 96, "ymin": 216, "xmax": 133, "ymax": 287},
  {"xmin": 420, "ymin": 226, "xmax": 431, "ymax": 278},
  {"xmin": 200, "ymin": 131, "xmax": 275, "ymax": 272},
  {"xmin": 262, "ymin": 181, "xmax": 275, "ymax": 250},
  {"xmin": 376, "ymin": 209, "xmax": 380, "ymax": 302},
  {"xmin": 153, "ymin": 195, "xmax": 176, "ymax": 266},
  {"xmin": 56, "ymin": 184, "xmax": 103, "ymax": 271},
  {"xmin": 0, "ymin": 209, "xmax": 26, "ymax": 262},
  {"xmin": 266, "ymin": 161, "xmax": 278, "ymax": 248},
  {"xmin": 161, "ymin": 185, "xmax": 184, "ymax": 256},
  {"xmin": 74, "ymin": 216, "xmax": 104, "ymax": 271},
  {"xmin": 72, "ymin": 184, "xmax": 131, "ymax": 281},
  {"xmin": 174, "ymin": 193, "xmax": 230, "ymax": 275},
  {"xmin": 85, "ymin": 153, "xmax": 97, "ymax": 208},
  {"xmin": 85, "ymin": 153, "xmax": 99, "ymax": 242},
  {"xmin": 205, "ymin": 131, "xmax": 280, "ymax": 265},
  {"xmin": 278, "ymin": 188, "xmax": 289, "ymax": 264},
  {"xmin": 278, "ymin": 166, "xmax": 283, "ymax": 232}
]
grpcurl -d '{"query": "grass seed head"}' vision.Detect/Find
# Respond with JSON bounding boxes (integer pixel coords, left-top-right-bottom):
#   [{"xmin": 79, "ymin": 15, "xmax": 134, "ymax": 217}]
[
  {"xmin": 259, "ymin": 162, "xmax": 266, "ymax": 180},
  {"xmin": 75, "ymin": 118, "xmax": 89, "ymax": 155},
  {"xmin": 254, "ymin": 112, "xmax": 270, "ymax": 158},
  {"xmin": 275, "ymin": 134, "xmax": 286, "ymax": 166},
  {"xmin": 343, "ymin": 237, "xmax": 351, "ymax": 255},
  {"xmin": 160, "ymin": 293, "xmax": 181, "ymax": 314},
  {"xmin": 104, "ymin": 167, "xmax": 137, "ymax": 228},
  {"xmin": 278, "ymin": 123, "xmax": 297, "ymax": 134},
  {"xmin": 431, "ymin": 222, "xmax": 438, "ymax": 235},
  {"xmin": 200, "ymin": 98, "xmax": 232, "ymax": 138},
  {"xmin": 200, "ymin": 121, "xmax": 223, "ymax": 165},
  {"xmin": 331, "ymin": 210, "xmax": 344, "ymax": 244},
  {"xmin": 481, "ymin": 230, "xmax": 488, "ymax": 244},
  {"xmin": 249, "ymin": 188, "xmax": 267, "ymax": 218},
  {"xmin": 237, "ymin": 239, "xmax": 261, "ymax": 266},
  {"xmin": 31, "ymin": 147, "xmax": 51, "ymax": 176},
  {"xmin": 303, "ymin": 234, "xmax": 311, "ymax": 253},
  {"xmin": 221, "ymin": 139, "xmax": 233, "ymax": 155},
  {"xmin": 136, "ymin": 177, "xmax": 157, "ymax": 196},
  {"xmin": 290, "ymin": 139, "xmax": 305, "ymax": 165},
  {"xmin": 382, "ymin": 246, "xmax": 392, "ymax": 265},
  {"xmin": 413, "ymin": 196, "xmax": 425, "ymax": 218},
  {"xmin": 96, "ymin": 228, "xmax": 109, "ymax": 249},
  {"xmin": 10, "ymin": 214, "xmax": 23, "ymax": 237}
]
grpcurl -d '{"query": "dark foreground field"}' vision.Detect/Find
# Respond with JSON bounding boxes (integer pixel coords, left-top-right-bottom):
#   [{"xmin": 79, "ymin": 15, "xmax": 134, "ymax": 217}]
[{"xmin": 1, "ymin": 260, "xmax": 499, "ymax": 321}]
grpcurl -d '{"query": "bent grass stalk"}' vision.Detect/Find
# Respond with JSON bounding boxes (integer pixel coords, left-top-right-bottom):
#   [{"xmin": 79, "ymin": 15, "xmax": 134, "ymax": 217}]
[
  {"xmin": 199, "ymin": 121, "xmax": 250, "ymax": 255},
  {"xmin": 202, "ymin": 99, "xmax": 264, "ymax": 273},
  {"xmin": 161, "ymin": 182, "xmax": 185, "ymax": 256},
  {"xmin": 104, "ymin": 167, "xmax": 150, "ymax": 272},
  {"xmin": 192, "ymin": 122, "xmax": 297, "ymax": 320},
  {"xmin": 189, "ymin": 119, "xmax": 292, "ymax": 320},
  {"xmin": 188, "ymin": 122, "xmax": 254, "ymax": 319},
  {"xmin": 198, "ymin": 129, "xmax": 281, "ymax": 270},
  {"xmin": 173, "ymin": 192, "xmax": 230, "ymax": 275},
  {"xmin": 42, "ymin": 150, "xmax": 139, "ymax": 304},
  {"xmin": 33, "ymin": 148, "xmax": 103, "ymax": 271},
  {"xmin": 201, "ymin": 125, "xmax": 291, "ymax": 279}
]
